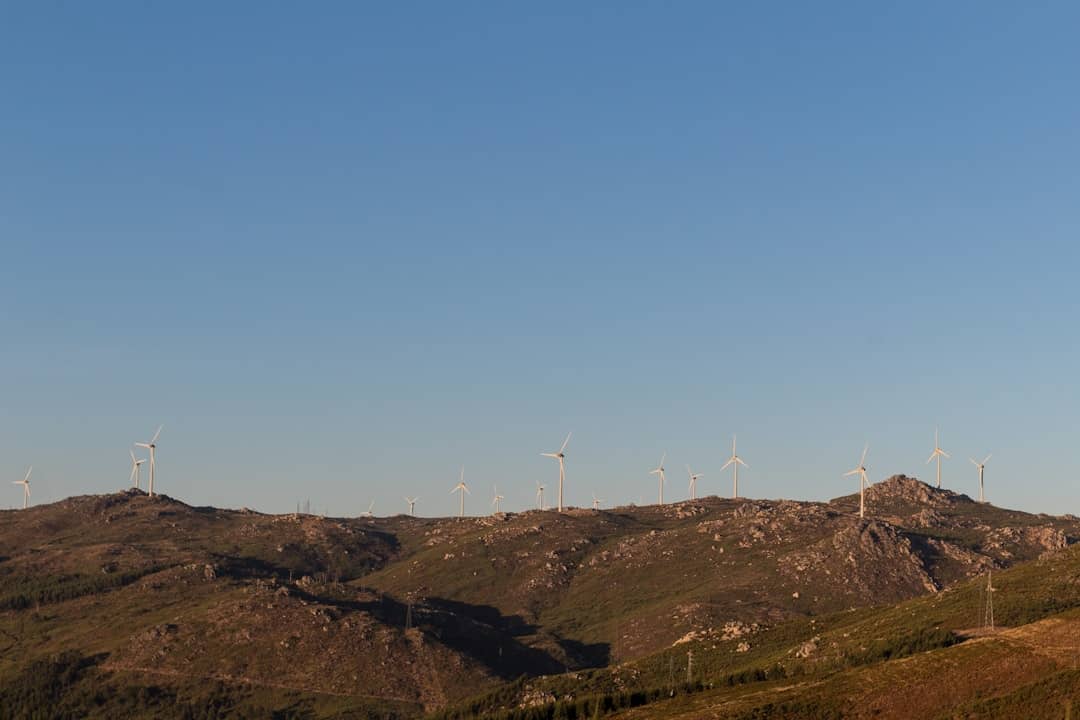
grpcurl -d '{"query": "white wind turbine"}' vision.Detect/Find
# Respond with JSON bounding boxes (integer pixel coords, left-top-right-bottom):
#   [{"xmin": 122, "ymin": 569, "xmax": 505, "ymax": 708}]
[
  {"xmin": 13, "ymin": 466, "xmax": 31, "ymax": 510},
  {"xmin": 129, "ymin": 450, "xmax": 146, "ymax": 490},
  {"xmin": 686, "ymin": 465, "xmax": 703, "ymax": 500},
  {"xmin": 540, "ymin": 432, "xmax": 571, "ymax": 512},
  {"xmin": 844, "ymin": 444, "xmax": 870, "ymax": 519},
  {"xmin": 451, "ymin": 466, "xmax": 469, "ymax": 518},
  {"xmin": 926, "ymin": 428, "xmax": 950, "ymax": 488},
  {"xmin": 360, "ymin": 500, "xmax": 375, "ymax": 518},
  {"xmin": 591, "ymin": 493, "xmax": 602, "ymax": 510},
  {"xmin": 535, "ymin": 482, "xmax": 546, "ymax": 511},
  {"xmin": 404, "ymin": 496, "xmax": 418, "ymax": 516},
  {"xmin": 134, "ymin": 425, "xmax": 163, "ymax": 497},
  {"xmin": 970, "ymin": 454, "xmax": 992, "ymax": 503},
  {"xmin": 492, "ymin": 485, "xmax": 505, "ymax": 514},
  {"xmin": 649, "ymin": 452, "xmax": 667, "ymax": 505},
  {"xmin": 721, "ymin": 435, "xmax": 748, "ymax": 499}
]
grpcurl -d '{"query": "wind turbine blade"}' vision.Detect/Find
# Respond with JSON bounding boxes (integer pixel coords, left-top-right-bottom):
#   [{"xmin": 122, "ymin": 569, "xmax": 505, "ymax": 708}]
[
  {"xmin": 541, "ymin": 453, "xmax": 558, "ymax": 458},
  {"xmin": 24, "ymin": 467, "xmax": 32, "ymax": 482},
  {"xmin": 860, "ymin": 444, "xmax": 868, "ymax": 465},
  {"xmin": 983, "ymin": 454, "xmax": 992, "ymax": 464},
  {"xmin": 135, "ymin": 443, "xmax": 151, "ymax": 449},
  {"xmin": 941, "ymin": 450, "xmax": 951, "ymax": 458},
  {"xmin": 926, "ymin": 453, "xmax": 936, "ymax": 464},
  {"xmin": 560, "ymin": 432, "xmax": 572, "ymax": 453},
  {"xmin": 844, "ymin": 469, "xmax": 859, "ymax": 476},
  {"xmin": 721, "ymin": 458, "xmax": 734, "ymax": 470},
  {"xmin": 736, "ymin": 458, "xmax": 748, "ymax": 468},
  {"xmin": 151, "ymin": 425, "xmax": 163, "ymax": 444}
]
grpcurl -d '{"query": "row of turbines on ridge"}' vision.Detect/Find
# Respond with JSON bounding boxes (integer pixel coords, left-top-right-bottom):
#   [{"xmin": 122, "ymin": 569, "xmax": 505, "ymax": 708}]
[
  {"xmin": 374, "ymin": 428, "xmax": 993, "ymax": 520},
  {"xmin": 10, "ymin": 426, "xmax": 991, "ymax": 518}
]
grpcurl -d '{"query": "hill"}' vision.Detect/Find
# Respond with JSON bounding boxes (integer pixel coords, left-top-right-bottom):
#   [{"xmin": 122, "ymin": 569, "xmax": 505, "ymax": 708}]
[{"xmin": 0, "ymin": 475, "xmax": 1077, "ymax": 718}]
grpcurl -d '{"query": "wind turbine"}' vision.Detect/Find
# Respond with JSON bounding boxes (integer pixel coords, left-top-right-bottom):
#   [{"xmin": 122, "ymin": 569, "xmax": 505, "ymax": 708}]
[
  {"xmin": 451, "ymin": 466, "xmax": 469, "ymax": 518},
  {"xmin": 360, "ymin": 500, "xmax": 375, "ymax": 518},
  {"xmin": 926, "ymin": 428, "xmax": 950, "ymax": 488},
  {"xmin": 721, "ymin": 436, "xmax": 748, "ymax": 499},
  {"xmin": 541, "ymin": 432, "xmax": 571, "ymax": 512},
  {"xmin": 535, "ymin": 482, "xmax": 546, "ymax": 511},
  {"xmin": 134, "ymin": 425, "xmax": 163, "ymax": 497},
  {"xmin": 492, "ymin": 485, "xmax": 505, "ymax": 514},
  {"xmin": 404, "ymin": 496, "xmax": 418, "ymax": 516},
  {"xmin": 591, "ymin": 493, "xmax": 602, "ymax": 510},
  {"xmin": 129, "ymin": 450, "xmax": 146, "ymax": 490},
  {"xmin": 686, "ymin": 465, "xmax": 703, "ymax": 500},
  {"xmin": 844, "ymin": 444, "xmax": 870, "ymax": 519},
  {"xmin": 13, "ymin": 466, "xmax": 31, "ymax": 510},
  {"xmin": 649, "ymin": 452, "xmax": 666, "ymax": 505},
  {"xmin": 970, "ymin": 454, "xmax": 992, "ymax": 503}
]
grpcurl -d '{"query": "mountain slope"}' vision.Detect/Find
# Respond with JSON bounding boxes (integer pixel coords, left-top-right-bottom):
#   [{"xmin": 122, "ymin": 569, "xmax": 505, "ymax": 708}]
[{"xmin": 0, "ymin": 475, "xmax": 1077, "ymax": 718}]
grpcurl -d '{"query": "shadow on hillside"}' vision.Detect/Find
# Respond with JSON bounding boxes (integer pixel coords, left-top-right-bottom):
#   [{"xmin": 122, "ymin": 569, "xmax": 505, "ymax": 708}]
[
  {"xmin": 284, "ymin": 587, "xmax": 583, "ymax": 678},
  {"xmin": 211, "ymin": 536, "xmax": 397, "ymax": 583},
  {"xmin": 556, "ymin": 637, "xmax": 610, "ymax": 668},
  {"xmin": 413, "ymin": 598, "xmax": 571, "ymax": 678},
  {"xmin": 426, "ymin": 598, "xmax": 538, "ymax": 636}
]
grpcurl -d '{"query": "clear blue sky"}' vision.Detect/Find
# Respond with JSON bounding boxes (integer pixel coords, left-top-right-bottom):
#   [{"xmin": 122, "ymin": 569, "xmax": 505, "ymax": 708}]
[{"xmin": 2, "ymin": 3, "xmax": 1079, "ymax": 515}]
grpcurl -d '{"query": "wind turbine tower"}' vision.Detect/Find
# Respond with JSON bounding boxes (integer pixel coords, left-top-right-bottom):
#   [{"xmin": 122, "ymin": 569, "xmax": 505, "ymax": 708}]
[
  {"xmin": 541, "ymin": 432, "xmax": 571, "ymax": 512},
  {"xmin": 492, "ymin": 485, "xmax": 504, "ymax": 514},
  {"xmin": 591, "ymin": 493, "xmax": 601, "ymax": 510},
  {"xmin": 13, "ymin": 466, "xmax": 31, "ymax": 510},
  {"xmin": 844, "ymin": 444, "xmax": 870, "ymax": 519},
  {"xmin": 451, "ymin": 466, "xmax": 469, "ymax": 518},
  {"xmin": 970, "ymin": 454, "xmax": 992, "ymax": 503},
  {"xmin": 721, "ymin": 436, "xmax": 748, "ymax": 499},
  {"xmin": 686, "ymin": 465, "xmax": 703, "ymax": 501},
  {"xmin": 134, "ymin": 425, "xmax": 163, "ymax": 497},
  {"xmin": 926, "ymin": 428, "xmax": 950, "ymax": 488},
  {"xmin": 535, "ymin": 482, "xmax": 545, "ymax": 511},
  {"xmin": 129, "ymin": 450, "xmax": 146, "ymax": 490},
  {"xmin": 404, "ymin": 496, "xmax": 418, "ymax": 516},
  {"xmin": 649, "ymin": 452, "xmax": 666, "ymax": 505}
]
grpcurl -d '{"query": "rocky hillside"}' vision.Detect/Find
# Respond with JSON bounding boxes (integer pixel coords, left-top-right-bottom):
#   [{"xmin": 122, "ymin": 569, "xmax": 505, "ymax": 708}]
[{"xmin": 0, "ymin": 474, "xmax": 1077, "ymax": 718}]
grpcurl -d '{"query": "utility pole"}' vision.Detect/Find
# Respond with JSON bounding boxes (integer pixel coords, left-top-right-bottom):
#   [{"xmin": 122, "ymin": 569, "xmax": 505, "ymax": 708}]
[
  {"xmin": 687, "ymin": 649, "xmax": 694, "ymax": 685},
  {"xmin": 983, "ymin": 570, "xmax": 995, "ymax": 630}
]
